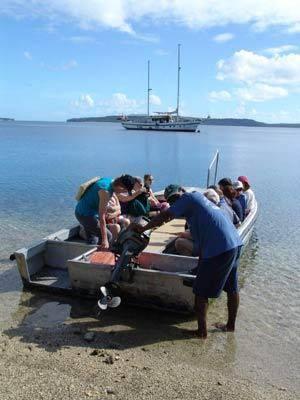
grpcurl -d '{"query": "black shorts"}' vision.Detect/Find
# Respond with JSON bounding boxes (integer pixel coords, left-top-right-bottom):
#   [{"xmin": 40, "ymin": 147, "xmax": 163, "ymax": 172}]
[{"xmin": 193, "ymin": 247, "xmax": 241, "ymax": 298}]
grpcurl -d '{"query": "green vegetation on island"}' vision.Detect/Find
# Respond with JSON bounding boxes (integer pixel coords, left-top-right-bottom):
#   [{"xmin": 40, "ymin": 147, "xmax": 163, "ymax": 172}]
[
  {"xmin": 66, "ymin": 115, "xmax": 300, "ymax": 128},
  {"xmin": 0, "ymin": 117, "xmax": 15, "ymax": 121}
]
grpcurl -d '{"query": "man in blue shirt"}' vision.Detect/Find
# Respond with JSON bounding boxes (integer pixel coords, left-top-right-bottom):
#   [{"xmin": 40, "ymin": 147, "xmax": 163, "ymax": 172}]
[{"xmin": 132, "ymin": 184, "xmax": 242, "ymax": 339}]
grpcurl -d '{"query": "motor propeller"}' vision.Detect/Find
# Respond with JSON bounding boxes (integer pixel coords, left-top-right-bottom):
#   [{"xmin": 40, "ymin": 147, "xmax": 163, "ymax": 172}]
[
  {"xmin": 98, "ymin": 286, "xmax": 121, "ymax": 310},
  {"xmin": 97, "ymin": 222, "xmax": 150, "ymax": 312}
]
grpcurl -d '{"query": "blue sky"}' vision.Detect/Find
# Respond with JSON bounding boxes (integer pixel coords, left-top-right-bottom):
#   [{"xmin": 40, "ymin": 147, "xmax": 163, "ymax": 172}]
[{"xmin": 1, "ymin": 1, "xmax": 300, "ymax": 122}]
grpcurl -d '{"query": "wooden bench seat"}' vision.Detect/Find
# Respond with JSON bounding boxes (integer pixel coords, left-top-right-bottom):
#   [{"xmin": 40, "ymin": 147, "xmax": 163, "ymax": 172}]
[{"xmin": 145, "ymin": 218, "xmax": 186, "ymax": 253}]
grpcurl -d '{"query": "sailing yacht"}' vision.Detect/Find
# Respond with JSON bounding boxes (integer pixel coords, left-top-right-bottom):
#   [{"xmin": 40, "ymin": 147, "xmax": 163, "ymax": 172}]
[{"xmin": 122, "ymin": 45, "xmax": 201, "ymax": 132}]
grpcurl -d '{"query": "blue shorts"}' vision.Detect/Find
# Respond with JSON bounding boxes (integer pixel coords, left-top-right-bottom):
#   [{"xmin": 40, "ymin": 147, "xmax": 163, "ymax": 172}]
[
  {"xmin": 193, "ymin": 246, "xmax": 242, "ymax": 298},
  {"xmin": 75, "ymin": 212, "xmax": 113, "ymax": 245}
]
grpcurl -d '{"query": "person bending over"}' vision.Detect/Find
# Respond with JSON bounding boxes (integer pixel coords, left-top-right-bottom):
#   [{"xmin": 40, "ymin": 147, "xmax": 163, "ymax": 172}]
[
  {"xmin": 118, "ymin": 176, "xmax": 150, "ymax": 221},
  {"xmin": 75, "ymin": 175, "xmax": 134, "ymax": 249},
  {"xmin": 131, "ymin": 184, "xmax": 242, "ymax": 339}
]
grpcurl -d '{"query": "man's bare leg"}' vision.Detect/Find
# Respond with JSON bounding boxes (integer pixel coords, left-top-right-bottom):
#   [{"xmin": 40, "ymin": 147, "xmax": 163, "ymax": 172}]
[
  {"xmin": 215, "ymin": 292, "xmax": 239, "ymax": 332},
  {"xmin": 194, "ymin": 296, "xmax": 209, "ymax": 338}
]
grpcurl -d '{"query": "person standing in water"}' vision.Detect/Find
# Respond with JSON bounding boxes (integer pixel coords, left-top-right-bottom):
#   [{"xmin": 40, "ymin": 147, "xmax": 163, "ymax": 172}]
[{"xmin": 131, "ymin": 185, "xmax": 242, "ymax": 339}]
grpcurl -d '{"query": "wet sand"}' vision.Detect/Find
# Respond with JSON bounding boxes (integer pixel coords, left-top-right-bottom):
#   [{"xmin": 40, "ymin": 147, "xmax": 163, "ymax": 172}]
[{"xmin": 0, "ymin": 291, "xmax": 297, "ymax": 400}]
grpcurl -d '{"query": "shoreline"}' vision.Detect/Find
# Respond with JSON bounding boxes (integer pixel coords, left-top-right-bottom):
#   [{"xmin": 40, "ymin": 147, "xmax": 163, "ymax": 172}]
[{"xmin": 0, "ymin": 291, "xmax": 298, "ymax": 400}]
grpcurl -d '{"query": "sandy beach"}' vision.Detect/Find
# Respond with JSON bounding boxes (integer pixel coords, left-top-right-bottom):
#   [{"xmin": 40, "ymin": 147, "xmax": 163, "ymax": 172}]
[{"xmin": 0, "ymin": 292, "xmax": 297, "ymax": 400}]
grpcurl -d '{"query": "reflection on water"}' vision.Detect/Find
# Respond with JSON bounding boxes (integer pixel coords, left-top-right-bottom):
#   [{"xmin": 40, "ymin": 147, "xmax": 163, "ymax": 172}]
[{"xmin": 0, "ymin": 122, "xmax": 300, "ymax": 390}]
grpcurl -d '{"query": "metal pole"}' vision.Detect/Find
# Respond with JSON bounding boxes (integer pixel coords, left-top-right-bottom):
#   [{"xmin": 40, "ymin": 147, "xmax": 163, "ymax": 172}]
[
  {"xmin": 176, "ymin": 44, "xmax": 181, "ymax": 121},
  {"xmin": 213, "ymin": 151, "xmax": 219, "ymax": 186},
  {"xmin": 206, "ymin": 150, "xmax": 219, "ymax": 188}
]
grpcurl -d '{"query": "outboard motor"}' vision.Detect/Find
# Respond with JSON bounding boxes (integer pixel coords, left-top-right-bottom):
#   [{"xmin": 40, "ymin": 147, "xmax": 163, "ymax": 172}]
[{"xmin": 98, "ymin": 222, "xmax": 150, "ymax": 311}]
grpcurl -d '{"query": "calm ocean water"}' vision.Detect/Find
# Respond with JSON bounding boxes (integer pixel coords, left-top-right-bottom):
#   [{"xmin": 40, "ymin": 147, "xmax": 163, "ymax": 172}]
[{"xmin": 0, "ymin": 121, "xmax": 299, "ymax": 389}]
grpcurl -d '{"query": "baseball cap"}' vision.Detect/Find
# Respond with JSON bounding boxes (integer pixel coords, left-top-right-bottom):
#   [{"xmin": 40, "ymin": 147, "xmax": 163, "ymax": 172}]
[
  {"xmin": 233, "ymin": 180, "xmax": 244, "ymax": 190},
  {"xmin": 218, "ymin": 177, "xmax": 232, "ymax": 187},
  {"xmin": 238, "ymin": 176, "xmax": 250, "ymax": 186},
  {"xmin": 164, "ymin": 184, "xmax": 181, "ymax": 201}
]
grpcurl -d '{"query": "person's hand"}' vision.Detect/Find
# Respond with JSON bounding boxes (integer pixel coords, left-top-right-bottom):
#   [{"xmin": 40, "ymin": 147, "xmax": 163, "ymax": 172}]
[
  {"xmin": 129, "ymin": 223, "xmax": 145, "ymax": 234},
  {"xmin": 139, "ymin": 187, "xmax": 147, "ymax": 194},
  {"xmin": 99, "ymin": 239, "xmax": 109, "ymax": 251}
]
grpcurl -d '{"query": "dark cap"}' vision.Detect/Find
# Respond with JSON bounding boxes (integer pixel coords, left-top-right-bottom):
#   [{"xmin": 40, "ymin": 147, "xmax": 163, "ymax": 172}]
[
  {"xmin": 164, "ymin": 184, "xmax": 181, "ymax": 201},
  {"xmin": 218, "ymin": 177, "xmax": 232, "ymax": 187}
]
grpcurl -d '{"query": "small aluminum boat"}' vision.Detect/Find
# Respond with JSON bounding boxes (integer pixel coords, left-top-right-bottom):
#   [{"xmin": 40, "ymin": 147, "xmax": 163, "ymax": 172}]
[{"xmin": 11, "ymin": 189, "xmax": 258, "ymax": 314}]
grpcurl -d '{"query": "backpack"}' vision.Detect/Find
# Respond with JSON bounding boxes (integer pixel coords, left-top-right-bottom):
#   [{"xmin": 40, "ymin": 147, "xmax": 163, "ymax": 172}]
[{"xmin": 75, "ymin": 176, "xmax": 100, "ymax": 201}]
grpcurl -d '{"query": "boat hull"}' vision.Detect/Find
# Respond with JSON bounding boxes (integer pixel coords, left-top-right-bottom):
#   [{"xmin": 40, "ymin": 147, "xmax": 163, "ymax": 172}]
[
  {"xmin": 122, "ymin": 121, "xmax": 200, "ymax": 132},
  {"xmin": 12, "ymin": 196, "xmax": 258, "ymax": 313}
]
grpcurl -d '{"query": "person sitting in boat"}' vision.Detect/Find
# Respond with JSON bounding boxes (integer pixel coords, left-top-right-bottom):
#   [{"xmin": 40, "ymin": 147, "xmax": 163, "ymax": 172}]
[
  {"xmin": 106, "ymin": 193, "xmax": 130, "ymax": 241},
  {"xmin": 233, "ymin": 181, "xmax": 247, "ymax": 220},
  {"xmin": 117, "ymin": 176, "xmax": 150, "ymax": 222},
  {"xmin": 219, "ymin": 190, "xmax": 240, "ymax": 227},
  {"xmin": 238, "ymin": 176, "xmax": 256, "ymax": 216},
  {"xmin": 203, "ymin": 188, "xmax": 220, "ymax": 206},
  {"xmin": 144, "ymin": 174, "xmax": 169, "ymax": 212},
  {"xmin": 222, "ymin": 185, "xmax": 243, "ymax": 223},
  {"xmin": 174, "ymin": 229, "xmax": 194, "ymax": 257},
  {"xmin": 75, "ymin": 175, "xmax": 135, "ymax": 249},
  {"xmin": 131, "ymin": 184, "xmax": 243, "ymax": 339},
  {"xmin": 218, "ymin": 177, "xmax": 232, "ymax": 192}
]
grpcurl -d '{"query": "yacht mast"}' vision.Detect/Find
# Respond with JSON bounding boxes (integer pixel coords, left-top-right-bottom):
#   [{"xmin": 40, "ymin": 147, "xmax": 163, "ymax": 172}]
[
  {"xmin": 176, "ymin": 44, "xmax": 181, "ymax": 121},
  {"xmin": 147, "ymin": 60, "xmax": 152, "ymax": 116}
]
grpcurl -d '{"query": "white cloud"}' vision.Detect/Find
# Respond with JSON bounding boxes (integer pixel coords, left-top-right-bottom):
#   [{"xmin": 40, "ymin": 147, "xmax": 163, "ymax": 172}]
[
  {"xmin": 286, "ymin": 23, "xmax": 300, "ymax": 33},
  {"xmin": 232, "ymin": 104, "xmax": 294, "ymax": 123},
  {"xmin": 109, "ymin": 93, "xmax": 137, "ymax": 108},
  {"xmin": 2, "ymin": 1, "xmax": 300, "ymax": 34},
  {"xmin": 235, "ymin": 84, "xmax": 288, "ymax": 102},
  {"xmin": 217, "ymin": 50, "xmax": 300, "ymax": 85},
  {"xmin": 23, "ymin": 51, "xmax": 32, "ymax": 60},
  {"xmin": 149, "ymin": 94, "xmax": 161, "ymax": 105},
  {"xmin": 213, "ymin": 33, "xmax": 234, "ymax": 43},
  {"xmin": 263, "ymin": 45, "xmax": 298, "ymax": 55},
  {"xmin": 73, "ymin": 94, "xmax": 94, "ymax": 108},
  {"xmin": 209, "ymin": 90, "xmax": 232, "ymax": 102},
  {"xmin": 131, "ymin": 32, "xmax": 159, "ymax": 43},
  {"xmin": 68, "ymin": 36, "xmax": 95, "ymax": 43},
  {"xmin": 71, "ymin": 92, "xmax": 160, "ymax": 114},
  {"xmin": 96, "ymin": 93, "xmax": 141, "ymax": 113},
  {"xmin": 41, "ymin": 59, "xmax": 78, "ymax": 71}
]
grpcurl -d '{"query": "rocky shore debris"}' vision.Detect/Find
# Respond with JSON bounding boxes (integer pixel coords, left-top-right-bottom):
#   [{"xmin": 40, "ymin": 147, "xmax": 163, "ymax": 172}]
[
  {"xmin": 106, "ymin": 387, "xmax": 116, "ymax": 395},
  {"xmin": 83, "ymin": 332, "xmax": 95, "ymax": 342}
]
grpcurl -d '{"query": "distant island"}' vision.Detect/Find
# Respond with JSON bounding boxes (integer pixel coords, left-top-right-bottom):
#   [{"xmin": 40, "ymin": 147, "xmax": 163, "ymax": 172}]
[
  {"xmin": 66, "ymin": 115, "xmax": 300, "ymax": 128},
  {"xmin": 0, "ymin": 117, "xmax": 14, "ymax": 121}
]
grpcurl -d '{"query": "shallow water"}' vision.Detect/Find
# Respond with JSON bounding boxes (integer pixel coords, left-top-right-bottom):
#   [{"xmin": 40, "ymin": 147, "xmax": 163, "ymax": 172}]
[{"xmin": 0, "ymin": 121, "xmax": 299, "ymax": 390}]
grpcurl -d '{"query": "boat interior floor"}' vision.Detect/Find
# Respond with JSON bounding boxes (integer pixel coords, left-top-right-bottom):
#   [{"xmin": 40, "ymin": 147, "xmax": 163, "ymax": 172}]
[
  {"xmin": 65, "ymin": 218, "xmax": 186, "ymax": 255},
  {"xmin": 30, "ymin": 266, "xmax": 71, "ymax": 290}
]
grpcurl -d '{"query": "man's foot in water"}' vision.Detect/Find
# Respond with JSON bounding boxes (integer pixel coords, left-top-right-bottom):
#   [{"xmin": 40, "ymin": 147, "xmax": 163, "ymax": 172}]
[
  {"xmin": 184, "ymin": 329, "xmax": 208, "ymax": 339},
  {"xmin": 214, "ymin": 322, "xmax": 235, "ymax": 332}
]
